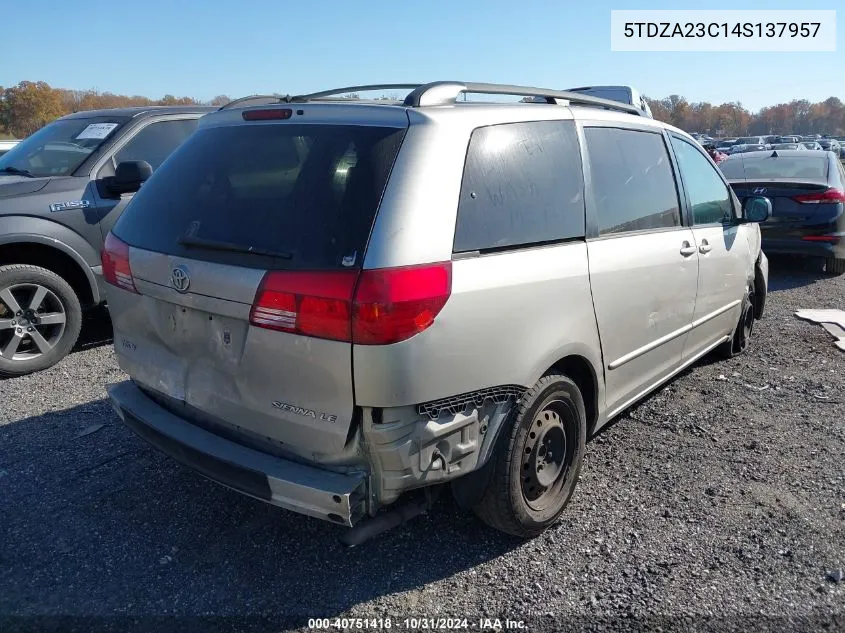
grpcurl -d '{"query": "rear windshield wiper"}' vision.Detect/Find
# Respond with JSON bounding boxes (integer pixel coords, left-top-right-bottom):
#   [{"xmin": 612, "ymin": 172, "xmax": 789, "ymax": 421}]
[
  {"xmin": 178, "ymin": 235, "xmax": 293, "ymax": 259},
  {"xmin": 0, "ymin": 166, "xmax": 35, "ymax": 178}
]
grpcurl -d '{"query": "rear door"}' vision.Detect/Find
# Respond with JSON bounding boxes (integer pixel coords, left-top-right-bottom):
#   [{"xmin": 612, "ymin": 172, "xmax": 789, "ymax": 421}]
[
  {"xmin": 582, "ymin": 123, "xmax": 698, "ymax": 416},
  {"xmin": 668, "ymin": 134, "xmax": 748, "ymax": 359},
  {"xmin": 108, "ymin": 112, "xmax": 407, "ymax": 459}
]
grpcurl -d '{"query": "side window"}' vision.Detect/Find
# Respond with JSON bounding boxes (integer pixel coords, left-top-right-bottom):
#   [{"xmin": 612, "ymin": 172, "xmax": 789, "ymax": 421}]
[
  {"xmin": 114, "ymin": 119, "xmax": 199, "ymax": 172},
  {"xmin": 584, "ymin": 126, "xmax": 681, "ymax": 235},
  {"xmin": 454, "ymin": 120, "xmax": 585, "ymax": 253},
  {"xmin": 670, "ymin": 136, "xmax": 734, "ymax": 225}
]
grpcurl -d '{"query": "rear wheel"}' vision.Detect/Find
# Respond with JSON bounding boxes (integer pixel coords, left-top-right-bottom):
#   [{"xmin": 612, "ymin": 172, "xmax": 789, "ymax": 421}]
[
  {"xmin": 0, "ymin": 265, "xmax": 82, "ymax": 377},
  {"xmin": 472, "ymin": 374, "xmax": 586, "ymax": 537},
  {"xmin": 718, "ymin": 288, "xmax": 755, "ymax": 358},
  {"xmin": 825, "ymin": 257, "xmax": 845, "ymax": 275}
]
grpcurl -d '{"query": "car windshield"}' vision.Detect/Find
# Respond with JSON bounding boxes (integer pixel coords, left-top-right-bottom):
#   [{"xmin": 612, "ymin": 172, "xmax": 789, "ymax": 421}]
[
  {"xmin": 719, "ymin": 155, "xmax": 829, "ymax": 180},
  {"xmin": 0, "ymin": 116, "xmax": 128, "ymax": 178},
  {"xmin": 772, "ymin": 144, "xmax": 799, "ymax": 149},
  {"xmin": 801, "ymin": 142, "xmax": 818, "ymax": 148}
]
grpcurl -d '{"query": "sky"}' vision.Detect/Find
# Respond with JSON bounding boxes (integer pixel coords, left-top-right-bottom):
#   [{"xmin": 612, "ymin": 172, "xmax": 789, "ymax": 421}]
[{"xmin": 1, "ymin": 0, "xmax": 841, "ymax": 112}]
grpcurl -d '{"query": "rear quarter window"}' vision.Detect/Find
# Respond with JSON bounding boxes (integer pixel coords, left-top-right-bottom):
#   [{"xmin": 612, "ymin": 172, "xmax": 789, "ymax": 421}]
[{"xmin": 454, "ymin": 120, "xmax": 585, "ymax": 253}]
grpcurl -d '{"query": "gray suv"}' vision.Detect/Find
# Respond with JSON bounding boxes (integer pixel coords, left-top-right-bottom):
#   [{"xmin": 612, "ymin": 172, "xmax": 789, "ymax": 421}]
[
  {"xmin": 0, "ymin": 106, "xmax": 213, "ymax": 376},
  {"xmin": 104, "ymin": 82, "xmax": 770, "ymax": 541}
]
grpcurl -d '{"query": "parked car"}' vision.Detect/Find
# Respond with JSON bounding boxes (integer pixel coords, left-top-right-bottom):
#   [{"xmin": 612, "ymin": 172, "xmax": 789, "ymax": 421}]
[
  {"xmin": 729, "ymin": 143, "xmax": 768, "ymax": 154},
  {"xmin": 735, "ymin": 136, "xmax": 769, "ymax": 148},
  {"xmin": 771, "ymin": 143, "xmax": 806, "ymax": 151},
  {"xmin": 716, "ymin": 139, "xmax": 739, "ymax": 153},
  {"xmin": 719, "ymin": 149, "xmax": 845, "ymax": 274},
  {"xmin": 818, "ymin": 138, "xmax": 844, "ymax": 158},
  {"xmin": 802, "ymin": 141, "xmax": 823, "ymax": 150},
  {"xmin": 776, "ymin": 136, "xmax": 802, "ymax": 144},
  {"xmin": 0, "ymin": 105, "xmax": 214, "ymax": 376},
  {"xmin": 103, "ymin": 81, "xmax": 770, "ymax": 541},
  {"xmin": 0, "ymin": 140, "xmax": 19, "ymax": 157}
]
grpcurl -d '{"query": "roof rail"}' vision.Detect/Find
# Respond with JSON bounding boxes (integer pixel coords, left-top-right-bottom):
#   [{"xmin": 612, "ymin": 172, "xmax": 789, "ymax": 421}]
[
  {"xmin": 218, "ymin": 94, "xmax": 287, "ymax": 111},
  {"xmin": 403, "ymin": 82, "xmax": 645, "ymax": 116},
  {"xmin": 223, "ymin": 82, "xmax": 646, "ymax": 117},
  {"xmin": 285, "ymin": 84, "xmax": 423, "ymax": 102}
]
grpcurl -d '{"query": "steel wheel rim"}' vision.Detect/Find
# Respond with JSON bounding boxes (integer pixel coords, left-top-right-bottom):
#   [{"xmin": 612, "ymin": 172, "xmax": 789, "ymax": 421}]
[
  {"xmin": 521, "ymin": 399, "xmax": 573, "ymax": 511},
  {"xmin": 0, "ymin": 283, "xmax": 67, "ymax": 361}
]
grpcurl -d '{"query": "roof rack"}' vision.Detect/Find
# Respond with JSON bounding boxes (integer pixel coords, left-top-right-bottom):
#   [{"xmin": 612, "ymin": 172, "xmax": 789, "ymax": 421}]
[
  {"xmin": 218, "ymin": 94, "xmax": 287, "ymax": 110},
  {"xmin": 284, "ymin": 84, "xmax": 423, "ymax": 102},
  {"xmin": 402, "ymin": 82, "xmax": 645, "ymax": 116},
  {"xmin": 229, "ymin": 82, "xmax": 646, "ymax": 117}
]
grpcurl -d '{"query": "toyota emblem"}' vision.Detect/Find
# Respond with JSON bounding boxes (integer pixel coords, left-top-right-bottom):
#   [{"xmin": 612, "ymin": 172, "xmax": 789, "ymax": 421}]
[{"xmin": 170, "ymin": 266, "xmax": 190, "ymax": 293}]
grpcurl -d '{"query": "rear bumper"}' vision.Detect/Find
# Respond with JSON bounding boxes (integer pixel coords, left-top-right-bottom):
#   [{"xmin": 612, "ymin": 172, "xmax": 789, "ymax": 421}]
[
  {"xmin": 760, "ymin": 236, "xmax": 844, "ymax": 259},
  {"xmin": 107, "ymin": 380, "xmax": 368, "ymax": 527}
]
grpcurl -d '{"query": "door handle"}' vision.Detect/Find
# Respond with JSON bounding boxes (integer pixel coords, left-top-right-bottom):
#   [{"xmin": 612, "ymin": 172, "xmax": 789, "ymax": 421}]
[
  {"xmin": 699, "ymin": 239, "xmax": 712, "ymax": 254},
  {"xmin": 680, "ymin": 241, "xmax": 697, "ymax": 257}
]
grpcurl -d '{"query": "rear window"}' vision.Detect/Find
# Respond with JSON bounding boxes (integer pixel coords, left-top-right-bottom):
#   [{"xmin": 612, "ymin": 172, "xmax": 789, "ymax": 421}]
[
  {"xmin": 719, "ymin": 156, "xmax": 829, "ymax": 180},
  {"xmin": 113, "ymin": 123, "xmax": 406, "ymax": 270},
  {"xmin": 454, "ymin": 120, "xmax": 585, "ymax": 253}
]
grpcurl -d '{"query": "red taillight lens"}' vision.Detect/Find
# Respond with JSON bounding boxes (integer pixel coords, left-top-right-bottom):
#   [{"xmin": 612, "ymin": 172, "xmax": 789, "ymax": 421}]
[
  {"xmin": 101, "ymin": 232, "xmax": 138, "ymax": 294},
  {"xmin": 801, "ymin": 235, "xmax": 841, "ymax": 243},
  {"xmin": 249, "ymin": 262, "xmax": 453, "ymax": 345},
  {"xmin": 352, "ymin": 262, "xmax": 452, "ymax": 345},
  {"xmin": 249, "ymin": 270, "xmax": 358, "ymax": 341},
  {"xmin": 242, "ymin": 108, "xmax": 293, "ymax": 121},
  {"xmin": 792, "ymin": 188, "xmax": 845, "ymax": 204}
]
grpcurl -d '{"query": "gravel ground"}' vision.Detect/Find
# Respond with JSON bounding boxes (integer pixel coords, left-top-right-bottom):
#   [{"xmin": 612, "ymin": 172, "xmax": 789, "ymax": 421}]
[{"xmin": 1, "ymin": 256, "xmax": 843, "ymax": 633}]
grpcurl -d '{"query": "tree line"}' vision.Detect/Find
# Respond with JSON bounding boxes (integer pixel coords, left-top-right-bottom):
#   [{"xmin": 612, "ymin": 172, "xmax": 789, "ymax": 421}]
[
  {"xmin": 1, "ymin": 80, "xmax": 843, "ymax": 139},
  {"xmin": 0, "ymin": 81, "xmax": 233, "ymax": 138}
]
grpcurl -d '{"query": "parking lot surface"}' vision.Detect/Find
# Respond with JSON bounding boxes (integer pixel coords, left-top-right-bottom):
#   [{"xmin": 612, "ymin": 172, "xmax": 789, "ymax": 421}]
[{"xmin": 1, "ymin": 257, "xmax": 843, "ymax": 633}]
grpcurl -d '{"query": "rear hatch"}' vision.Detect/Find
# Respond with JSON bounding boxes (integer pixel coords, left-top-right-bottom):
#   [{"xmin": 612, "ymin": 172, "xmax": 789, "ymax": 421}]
[
  {"xmin": 106, "ymin": 107, "xmax": 408, "ymax": 460},
  {"xmin": 721, "ymin": 154, "xmax": 842, "ymax": 231}
]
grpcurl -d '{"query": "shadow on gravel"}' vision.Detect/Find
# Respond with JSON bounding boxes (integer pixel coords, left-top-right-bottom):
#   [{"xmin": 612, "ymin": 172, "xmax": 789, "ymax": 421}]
[
  {"xmin": 0, "ymin": 400, "xmax": 520, "ymax": 632},
  {"xmin": 73, "ymin": 306, "xmax": 113, "ymax": 353},
  {"xmin": 766, "ymin": 254, "xmax": 831, "ymax": 292}
]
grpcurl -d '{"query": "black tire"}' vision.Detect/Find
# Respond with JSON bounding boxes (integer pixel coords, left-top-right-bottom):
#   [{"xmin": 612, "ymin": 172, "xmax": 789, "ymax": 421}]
[
  {"xmin": 0, "ymin": 265, "xmax": 83, "ymax": 377},
  {"xmin": 472, "ymin": 374, "xmax": 586, "ymax": 538},
  {"xmin": 717, "ymin": 287, "xmax": 755, "ymax": 358},
  {"xmin": 825, "ymin": 257, "xmax": 845, "ymax": 275}
]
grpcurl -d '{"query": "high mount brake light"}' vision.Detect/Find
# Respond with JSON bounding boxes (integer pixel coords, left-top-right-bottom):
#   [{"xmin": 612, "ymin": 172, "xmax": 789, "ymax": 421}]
[
  {"xmin": 249, "ymin": 263, "xmax": 452, "ymax": 345},
  {"xmin": 242, "ymin": 109, "xmax": 293, "ymax": 121},
  {"xmin": 101, "ymin": 232, "xmax": 138, "ymax": 294}
]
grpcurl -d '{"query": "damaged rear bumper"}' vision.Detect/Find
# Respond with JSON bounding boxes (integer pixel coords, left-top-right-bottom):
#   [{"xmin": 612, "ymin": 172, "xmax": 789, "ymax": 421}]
[{"xmin": 106, "ymin": 380, "xmax": 367, "ymax": 526}]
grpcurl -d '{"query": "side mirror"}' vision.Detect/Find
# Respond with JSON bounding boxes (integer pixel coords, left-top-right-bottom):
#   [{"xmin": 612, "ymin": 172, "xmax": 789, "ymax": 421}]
[
  {"xmin": 742, "ymin": 196, "xmax": 772, "ymax": 223},
  {"xmin": 106, "ymin": 160, "xmax": 153, "ymax": 196}
]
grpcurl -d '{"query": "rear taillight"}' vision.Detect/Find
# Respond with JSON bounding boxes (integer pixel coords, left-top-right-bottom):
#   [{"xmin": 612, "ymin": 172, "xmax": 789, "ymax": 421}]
[
  {"xmin": 801, "ymin": 235, "xmax": 841, "ymax": 243},
  {"xmin": 101, "ymin": 232, "xmax": 138, "ymax": 294},
  {"xmin": 249, "ymin": 262, "xmax": 452, "ymax": 345},
  {"xmin": 249, "ymin": 271, "xmax": 358, "ymax": 341},
  {"xmin": 792, "ymin": 188, "xmax": 845, "ymax": 204}
]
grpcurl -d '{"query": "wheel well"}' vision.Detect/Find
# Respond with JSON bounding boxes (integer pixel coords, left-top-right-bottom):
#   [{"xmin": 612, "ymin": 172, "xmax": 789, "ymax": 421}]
[
  {"xmin": 545, "ymin": 355, "xmax": 599, "ymax": 436},
  {"xmin": 0, "ymin": 242, "xmax": 95, "ymax": 308}
]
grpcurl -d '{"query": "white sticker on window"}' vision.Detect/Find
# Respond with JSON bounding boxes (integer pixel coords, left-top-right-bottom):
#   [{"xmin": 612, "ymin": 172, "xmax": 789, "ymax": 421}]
[{"xmin": 75, "ymin": 123, "xmax": 118, "ymax": 140}]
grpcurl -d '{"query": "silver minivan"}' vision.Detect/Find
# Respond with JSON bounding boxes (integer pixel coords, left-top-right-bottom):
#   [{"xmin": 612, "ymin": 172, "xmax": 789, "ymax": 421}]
[{"xmin": 104, "ymin": 82, "xmax": 770, "ymax": 541}]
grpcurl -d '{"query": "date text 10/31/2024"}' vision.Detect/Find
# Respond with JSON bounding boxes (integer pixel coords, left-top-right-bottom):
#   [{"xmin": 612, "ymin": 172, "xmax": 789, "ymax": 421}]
[{"xmin": 308, "ymin": 618, "xmax": 527, "ymax": 630}]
